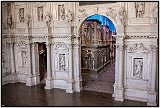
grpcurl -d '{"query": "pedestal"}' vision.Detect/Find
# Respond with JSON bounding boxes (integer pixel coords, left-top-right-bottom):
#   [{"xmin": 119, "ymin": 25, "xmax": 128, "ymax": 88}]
[
  {"xmin": 114, "ymin": 86, "xmax": 125, "ymax": 102},
  {"xmin": 147, "ymin": 92, "xmax": 157, "ymax": 106},
  {"xmin": 45, "ymin": 78, "xmax": 54, "ymax": 89},
  {"xmin": 66, "ymin": 81, "xmax": 75, "ymax": 93}
]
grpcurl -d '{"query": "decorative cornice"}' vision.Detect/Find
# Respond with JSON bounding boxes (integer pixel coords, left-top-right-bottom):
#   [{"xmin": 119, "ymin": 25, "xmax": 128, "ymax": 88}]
[{"xmin": 126, "ymin": 35, "xmax": 158, "ymax": 39}]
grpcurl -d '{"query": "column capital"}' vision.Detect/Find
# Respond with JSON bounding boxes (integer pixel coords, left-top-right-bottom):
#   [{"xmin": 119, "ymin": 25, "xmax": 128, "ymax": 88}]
[{"xmin": 116, "ymin": 44, "xmax": 124, "ymax": 51}]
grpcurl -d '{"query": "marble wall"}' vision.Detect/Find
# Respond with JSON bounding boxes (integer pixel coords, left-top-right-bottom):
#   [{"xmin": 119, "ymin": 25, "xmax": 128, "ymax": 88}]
[{"xmin": 1, "ymin": 2, "xmax": 158, "ymax": 106}]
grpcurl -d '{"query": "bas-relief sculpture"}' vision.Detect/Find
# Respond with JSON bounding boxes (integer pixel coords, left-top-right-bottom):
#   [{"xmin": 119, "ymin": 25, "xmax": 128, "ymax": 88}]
[
  {"xmin": 133, "ymin": 58, "xmax": 143, "ymax": 79},
  {"xmin": 2, "ymin": 2, "xmax": 158, "ymax": 106}
]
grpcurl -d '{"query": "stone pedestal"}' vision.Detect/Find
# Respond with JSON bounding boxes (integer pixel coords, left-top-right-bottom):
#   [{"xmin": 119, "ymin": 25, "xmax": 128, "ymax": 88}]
[
  {"xmin": 147, "ymin": 92, "xmax": 157, "ymax": 106},
  {"xmin": 45, "ymin": 78, "xmax": 54, "ymax": 89}
]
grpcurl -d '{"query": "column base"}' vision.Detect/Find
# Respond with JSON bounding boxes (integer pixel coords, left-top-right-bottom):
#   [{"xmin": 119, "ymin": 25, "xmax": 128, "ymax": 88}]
[
  {"xmin": 147, "ymin": 92, "xmax": 157, "ymax": 106},
  {"xmin": 66, "ymin": 81, "xmax": 76, "ymax": 93},
  {"xmin": 75, "ymin": 80, "xmax": 83, "ymax": 92},
  {"xmin": 45, "ymin": 78, "xmax": 54, "ymax": 89},
  {"xmin": 26, "ymin": 76, "xmax": 33, "ymax": 86},
  {"xmin": 32, "ymin": 75, "xmax": 40, "ymax": 85},
  {"xmin": 11, "ymin": 73, "xmax": 18, "ymax": 83},
  {"xmin": 114, "ymin": 85, "xmax": 125, "ymax": 102}
]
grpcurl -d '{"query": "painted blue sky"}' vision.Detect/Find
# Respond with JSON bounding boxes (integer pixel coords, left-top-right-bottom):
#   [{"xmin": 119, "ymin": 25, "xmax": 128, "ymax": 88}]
[{"xmin": 87, "ymin": 14, "xmax": 116, "ymax": 33}]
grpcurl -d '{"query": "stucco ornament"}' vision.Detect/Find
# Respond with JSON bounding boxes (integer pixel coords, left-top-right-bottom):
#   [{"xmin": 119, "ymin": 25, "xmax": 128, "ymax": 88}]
[
  {"xmin": 45, "ymin": 11, "xmax": 52, "ymax": 26},
  {"xmin": 106, "ymin": 7, "xmax": 117, "ymax": 22},
  {"xmin": 78, "ymin": 9, "xmax": 87, "ymax": 20},
  {"xmin": 116, "ymin": 7, "xmax": 126, "ymax": 25}
]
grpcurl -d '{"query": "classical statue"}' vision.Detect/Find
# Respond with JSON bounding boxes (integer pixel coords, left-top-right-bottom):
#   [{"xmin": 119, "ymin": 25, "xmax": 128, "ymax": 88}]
[
  {"xmin": 59, "ymin": 4, "xmax": 65, "ymax": 20},
  {"xmin": 19, "ymin": 8, "xmax": 25, "ymax": 22},
  {"xmin": 66, "ymin": 9, "xmax": 73, "ymax": 23},
  {"xmin": 45, "ymin": 12, "xmax": 51, "ymax": 26},
  {"xmin": 135, "ymin": 2, "xmax": 145, "ymax": 18},
  {"xmin": 7, "ymin": 15, "xmax": 12, "ymax": 28},
  {"xmin": 26, "ymin": 14, "xmax": 31, "ymax": 27}
]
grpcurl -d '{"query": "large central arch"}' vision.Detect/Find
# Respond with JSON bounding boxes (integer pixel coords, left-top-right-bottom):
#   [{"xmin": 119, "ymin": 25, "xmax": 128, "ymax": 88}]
[{"xmin": 75, "ymin": 7, "xmax": 126, "ymax": 102}]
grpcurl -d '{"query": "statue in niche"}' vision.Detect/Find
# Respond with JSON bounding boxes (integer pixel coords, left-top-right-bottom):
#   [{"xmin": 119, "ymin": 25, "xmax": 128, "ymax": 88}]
[
  {"xmin": 58, "ymin": 4, "xmax": 65, "ymax": 20},
  {"xmin": 38, "ymin": 6, "xmax": 43, "ymax": 21},
  {"xmin": 19, "ymin": 8, "xmax": 25, "ymax": 22},
  {"xmin": 152, "ymin": 4, "xmax": 158, "ymax": 24},
  {"xmin": 45, "ymin": 11, "xmax": 51, "ymax": 26},
  {"xmin": 59, "ymin": 54, "xmax": 65, "ymax": 71},
  {"xmin": 26, "ymin": 14, "xmax": 31, "ymax": 27},
  {"xmin": 135, "ymin": 2, "xmax": 145, "ymax": 18},
  {"xmin": 21, "ymin": 51, "xmax": 27, "ymax": 67},
  {"xmin": 66, "ymin": 9, "xmax": 73, "ymax": 23},
  {"xmin": 133, "ymin": 58, "xmax": 143, "ymax": 79},
  {"xmin": 7, "ymin": 15, "xmax": 12, "ymax": 29}
]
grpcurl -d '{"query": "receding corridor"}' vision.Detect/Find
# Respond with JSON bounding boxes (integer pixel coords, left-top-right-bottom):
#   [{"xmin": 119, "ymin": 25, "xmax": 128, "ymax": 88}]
[
  {"xmin": 83, "ymin": 63, "xmax": 115, "ymax": 94},
  {"xmin": 2, "ymin": 83, "xmax": 147, "ymax": 106}
]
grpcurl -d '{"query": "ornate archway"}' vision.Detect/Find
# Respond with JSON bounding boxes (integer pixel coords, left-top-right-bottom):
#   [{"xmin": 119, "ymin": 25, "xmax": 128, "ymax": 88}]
[{"xmin": 75, "ymin": 4, "xmax": 127, "ymax": 102}]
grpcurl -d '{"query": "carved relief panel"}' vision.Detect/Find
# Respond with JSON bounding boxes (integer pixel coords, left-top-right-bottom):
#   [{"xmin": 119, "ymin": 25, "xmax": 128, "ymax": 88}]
[
  {"xmin": 133, "ymin": 58, "xmax": 143, "ymax": 79},
  {"xmin": 126, "ymin": 43, "xmax": 149, "ymax": 80},
  {"xmin": 53, "ymin": 42, "xmax": 69, "ymax": 73}
]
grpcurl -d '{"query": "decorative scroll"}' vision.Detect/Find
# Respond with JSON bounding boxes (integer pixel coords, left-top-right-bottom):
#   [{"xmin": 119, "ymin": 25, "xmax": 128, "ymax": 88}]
[
  {"xmin": 19, "ymin": 8, "xmax": 25, "ymax": 22},
  {"xmin": 135, "ymin": 2, "xmax": 145, "ymax": 18},
  {"xmin": 59, "ymin": 54, "xmax": 65, "ymax": 71},
  {"xmin": 58, "ymin": 4, "xmax": 65, "ymax": 20},
  {"xmin": 38, "ymin": 6, "xmax": 43, "ymax": 21},
  {"xmin": 133, "ymin": 58, "xmax": 143, "ymax": 79}
]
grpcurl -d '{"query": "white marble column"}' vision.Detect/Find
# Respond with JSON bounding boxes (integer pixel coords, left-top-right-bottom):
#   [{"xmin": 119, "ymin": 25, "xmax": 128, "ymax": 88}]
[
  {"xmin": 10, "ymin": 42, "xmax": 17, "ymax": 83},
  {"xmin": 66, "ymin": 43, "xmax": 74, "ymax": 93},
  {"xmin": 45, "ymin": 42, "xmax": 54, "ymax": 89},
  {"xmin": 26, "ymin": 43, "xmax": 33, "ymax": 86},
  {"xmin": 147, "ymin": 44, "xmax": 157, "ymax": 106},
  {"xmin": 32, "ymin": 42, "xmax": 40, "ymax": 85},
  {"xmin": 114, "ymin": 37, "xmax": 125, "ymax": 102},
  {"xmin": 74, "ymin": 43, "xmax": 83, "ymax": 92}
]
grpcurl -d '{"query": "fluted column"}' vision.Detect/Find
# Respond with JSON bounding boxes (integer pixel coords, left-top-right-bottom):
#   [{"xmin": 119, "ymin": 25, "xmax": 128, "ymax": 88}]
[
  {"xmin": 66, "ymin": 43, "xmax": 74, "ymax": 93},
  {"xmin": 45, "ymin": 42, "xmax": 54, "ymax": 89},
  {"xmin": 10, "ymin": 42, "xmax": 17, "ymax": 83},
  {"xmin": 114, "ymin": 36, "xmax": 125, "ymax": 102},
  {"xmin": 26, "ymin": 42, "xmax": 33, "ymax": 86},
  {"xmin": 46, "ymin": 43, "xmax": 51, "ymax": 79},
  {"xmin": 147, "ymin": 44, "xmax": 157, "ymax": 106},
  {"xmin": 32, "ymin": 42, "xmax": 40, "ymax": 85}
]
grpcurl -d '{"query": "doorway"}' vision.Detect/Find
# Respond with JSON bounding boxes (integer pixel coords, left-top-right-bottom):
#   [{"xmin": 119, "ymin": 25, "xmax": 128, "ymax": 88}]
[
  {"xmin": 80, "ymin": 14, "xmax": 116, "ymax": 94},
  {"xmin": 38, "ymin": 42, "xmax": 47, "ymax": 83}
]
